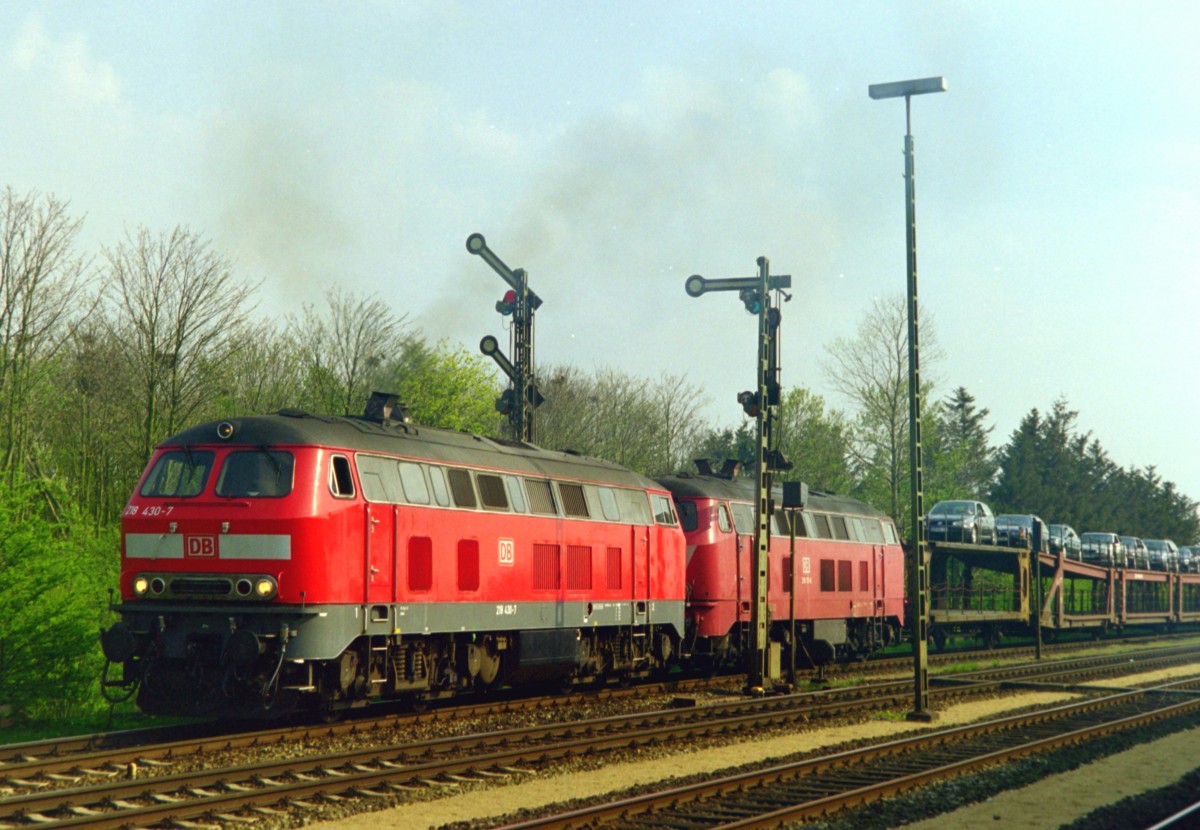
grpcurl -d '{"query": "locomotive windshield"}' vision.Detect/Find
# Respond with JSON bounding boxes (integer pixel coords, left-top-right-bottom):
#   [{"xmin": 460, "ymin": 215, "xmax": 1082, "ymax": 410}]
[
  {"xmin": 139, "ymin": 449, "xmax": 215, "ymax": 497},
  {"xmin": 215, "ymin": 450, "xmax": 295, "ymax": 498}
]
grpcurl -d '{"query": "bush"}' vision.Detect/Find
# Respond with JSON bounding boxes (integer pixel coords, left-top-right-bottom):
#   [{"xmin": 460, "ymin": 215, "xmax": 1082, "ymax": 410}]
[{"xmin": 0, "ymin": 476, "xmax": 118, "ymax": 721}]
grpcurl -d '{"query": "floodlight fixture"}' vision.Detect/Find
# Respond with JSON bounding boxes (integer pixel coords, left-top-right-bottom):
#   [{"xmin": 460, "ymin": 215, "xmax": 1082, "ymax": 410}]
[{"xmin": 868, "ymin": 76, "xmax": 946, "ymax": 100}]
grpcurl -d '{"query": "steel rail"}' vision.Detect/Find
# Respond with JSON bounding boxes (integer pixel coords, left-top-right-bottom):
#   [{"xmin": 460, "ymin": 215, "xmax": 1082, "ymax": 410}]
[
  {"xmin": 491, "ymin": 686, "xmax": 1200, "ymax": 830},
  {"xmin": 5, "ymin": 651, "xmax": 1198, "ymax": 828},
  {"xmin": 3, "ymin": 643, "xmax": 1195, "ymax": 797}
]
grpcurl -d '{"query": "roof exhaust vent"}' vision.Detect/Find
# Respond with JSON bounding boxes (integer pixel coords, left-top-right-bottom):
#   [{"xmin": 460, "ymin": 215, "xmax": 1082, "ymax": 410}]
[{"xmin": 363, "ymin": 391, "xmax": 412, "ymax": 425}]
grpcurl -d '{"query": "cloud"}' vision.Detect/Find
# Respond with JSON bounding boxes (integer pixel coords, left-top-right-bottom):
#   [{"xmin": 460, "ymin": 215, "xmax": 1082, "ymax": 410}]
[{"xmin": 9, "ymin": 13, "xmax": 122, "ymax": 107}]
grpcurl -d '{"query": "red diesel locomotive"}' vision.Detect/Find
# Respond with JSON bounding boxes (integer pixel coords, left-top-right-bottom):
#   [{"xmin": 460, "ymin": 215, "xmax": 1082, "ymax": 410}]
[
  {"xmin": 657, "ymin": 472, "xmax": 907, "ymax": 670},
  {"xmin": 100, "ymin": 396, "xmax": 687, "ymax": 716},
  {"xmin": 100, "ymin": 396, "xmax": 907, "ymax": 717}
]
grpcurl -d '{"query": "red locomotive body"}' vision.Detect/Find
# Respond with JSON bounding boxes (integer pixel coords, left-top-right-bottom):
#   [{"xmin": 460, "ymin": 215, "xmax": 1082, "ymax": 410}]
[
  {"xmin": 102, "ymin": 405, "xmax": 686, "ymax": 716},
  {"xmin": 657, "ymin": 474, "xmax": 905, "ymax": 668}
]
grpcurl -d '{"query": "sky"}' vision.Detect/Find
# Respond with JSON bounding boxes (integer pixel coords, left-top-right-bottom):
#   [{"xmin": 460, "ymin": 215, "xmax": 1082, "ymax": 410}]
[{"xmin": 2, "ymin": 2, "xmax": 1198, "ymax": 504}]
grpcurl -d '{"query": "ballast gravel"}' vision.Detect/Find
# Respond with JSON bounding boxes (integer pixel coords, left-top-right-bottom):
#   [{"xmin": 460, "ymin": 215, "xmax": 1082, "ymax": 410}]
[{"xmin": 298, "ymin": 664, "xmax": 1200, "ymax": 830}]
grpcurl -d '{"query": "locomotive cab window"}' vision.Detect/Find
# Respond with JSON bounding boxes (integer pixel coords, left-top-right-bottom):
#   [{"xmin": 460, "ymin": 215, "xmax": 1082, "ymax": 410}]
[
  {"xmin": 399, "ymin": 462, "xmax": 430, "ymax": 505},
  {"xmin": 677, "ymin": 500, "xmax": 698, "ymax": 532},
  {"xmin": 862, "ymin": 518, "xmax": 886, "ymax": 544},
  {"xmin": 329, "ymin": 455, "xmax": 355, "ymax": 498},
  {"xmin": 428, "ymin": 465, "xmax": 451, "ymax": 507},
  {"xmin": 731, "ymin": 502, "xmax": 754, "ymax": 535},
  {"xmin": 216, "ymin": 450, "xmax": 294, "ymax": 498},
  {"xmin": 651, "ymin": 494, "xmax": 677, "ymax": 525},
  {"xmin": 140, "ymin": 449, "xmax": 215, "ymax": 498},
  {"xmin": 357, "ymin": 454, "xmax": 402, "ymax": 503},
  {"xmin": 718, "ymin": 504, "xmax": 732, "ymax": 533}
]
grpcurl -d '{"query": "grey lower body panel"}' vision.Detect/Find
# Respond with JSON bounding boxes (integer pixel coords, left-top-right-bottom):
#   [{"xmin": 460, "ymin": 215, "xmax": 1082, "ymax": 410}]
[{"xmin": 117, "ymin": 599, "xmax": 686, "ymax": 661}]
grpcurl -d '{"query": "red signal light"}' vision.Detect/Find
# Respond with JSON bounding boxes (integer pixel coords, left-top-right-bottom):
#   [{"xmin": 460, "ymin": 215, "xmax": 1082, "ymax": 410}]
[{"xmin": 496, "ymin": 289, "xmax": 517, "ymax": 316}]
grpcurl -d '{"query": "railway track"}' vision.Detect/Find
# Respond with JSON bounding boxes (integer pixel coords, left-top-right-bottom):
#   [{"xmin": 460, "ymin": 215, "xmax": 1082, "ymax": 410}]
[
  {"xmin": 0, "ymin": 676, "xmax": 718, "ymax": 785},
  {"xmin": 493, "ymin": 680, "xmax": 1200, "ymax": 830},
  {"xmin": 2, "ymin": 644, "xmax": 1197, "ymax": 829},
  {"xmin": 4, "ymin": 629, "xmax": 1182, "ymax": 784}
]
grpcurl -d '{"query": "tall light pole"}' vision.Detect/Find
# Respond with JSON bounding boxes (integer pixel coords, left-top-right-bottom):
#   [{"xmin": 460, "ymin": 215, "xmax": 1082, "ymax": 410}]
[{"xmin": 868, "ymin": 75, "xmax": 946, "ymax": 723}]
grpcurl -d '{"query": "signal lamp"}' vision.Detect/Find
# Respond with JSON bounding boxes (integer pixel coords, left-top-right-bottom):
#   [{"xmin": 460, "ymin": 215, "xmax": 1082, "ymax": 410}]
[
  {"xmin": 254, "ymin": 577, "xmax": 277, "ymax": 598},
  {"xmin": 217, "ymin": 421, "xmax": 235, "ymax": 440},
  {"xmin": 738, "ymin": 288, "xmax": 762, "ymax": 315},
  {"xmin": 495, "ymin": 388, "xmax": 516, "ymax": 415},
  {"xmin": 133, "ymin": 576, "xmax": 149, "ymax": 596},
  {"xmin": 737, "ymin": 390, "xmax": 760, "ymax": 417},
  {"xmin": 495, "ymin": 289, "xmax": 517, "ymax": 316}
]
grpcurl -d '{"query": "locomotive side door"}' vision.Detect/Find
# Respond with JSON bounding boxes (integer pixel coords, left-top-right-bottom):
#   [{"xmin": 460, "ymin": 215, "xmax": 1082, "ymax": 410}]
[
  {"xmin": 731, "ymin": 502, "xmax": 755, "ymax": 634},
  {"xmin": 633, "ymin": 521, "xmax": 649, "ymax": 619},
  {"xmin": 365, "ymin": 502, "xmax": 395, "ymax": 604}
]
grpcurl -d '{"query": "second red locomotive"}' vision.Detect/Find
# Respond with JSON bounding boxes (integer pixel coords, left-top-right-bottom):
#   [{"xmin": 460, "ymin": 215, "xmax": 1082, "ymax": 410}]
[{"xmin": 658, "ymin": 470, "xmax": 906, "ymax": 672}]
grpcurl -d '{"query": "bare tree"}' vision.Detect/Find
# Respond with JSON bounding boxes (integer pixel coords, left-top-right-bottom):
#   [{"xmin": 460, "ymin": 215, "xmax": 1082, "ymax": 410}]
[
  {"xmin": 219, "ymin": 321, "xmax": 307, "ymax": 415},
  {"xmin": 288, "ymin": 288, "xmax": 407, "ymax": 415},
  {"xmin": 650, "ymin": 373, "xmax": 710, "ymax": 476},
  {"xmin": 0, "ymin": 188, "xmax": 92, "ymax": 477},
  {"xmin": 104, "ymin": 226, "xmax": 258, "ymax": 465},
  {"xmin": 823, "ymin": 294, "xmax": 940, "ymax": 525},
  {"xmin": 535, "ymin": 366, "xmax": 709, "ymax": 477}
]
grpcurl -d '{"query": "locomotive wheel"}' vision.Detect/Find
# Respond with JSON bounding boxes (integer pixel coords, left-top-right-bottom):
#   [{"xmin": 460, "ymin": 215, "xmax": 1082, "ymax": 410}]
[{"xmin": 474, "ymin": 637, "xmax": 501, "ymax": 686}]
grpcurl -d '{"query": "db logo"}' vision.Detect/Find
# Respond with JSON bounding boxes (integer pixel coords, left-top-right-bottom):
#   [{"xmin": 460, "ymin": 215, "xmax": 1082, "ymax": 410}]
[
  {"xmin": 186, "ymin": 535, "xmax": 217, "ymax": 557},
  {"xmin": 498, "ymin": 539, "xmax": 515, "ymax": 566}
]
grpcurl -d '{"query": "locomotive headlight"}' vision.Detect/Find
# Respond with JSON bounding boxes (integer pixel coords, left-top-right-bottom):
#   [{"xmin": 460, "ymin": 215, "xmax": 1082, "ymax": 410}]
[
  {"xmin": 254, "ymin": 577, "xmax": 277, "ymax": 599},
  {"xmin": 133, "ymin": 576, "xmax": 150, "ymax": 596}
]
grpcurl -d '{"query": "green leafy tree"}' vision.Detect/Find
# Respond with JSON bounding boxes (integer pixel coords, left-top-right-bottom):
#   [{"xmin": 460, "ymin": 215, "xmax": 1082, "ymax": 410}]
[
  {"xmin": 0, "ymin": 476, "xmax": 117, "ymax": 721},
  {"xmin": 380, "ymin": 336, "xmax": 504, "ymax": 434},
  {"xmin": 775, "ymin": 387, "xmax": 853, "ymax": 494},
  {"xmin": 288, "ymin": 287, "xmax": 407, "ymax": 415}
]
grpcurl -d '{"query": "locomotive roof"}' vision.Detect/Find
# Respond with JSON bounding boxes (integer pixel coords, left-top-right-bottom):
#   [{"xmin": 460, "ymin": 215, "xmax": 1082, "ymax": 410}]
[
  {"xmin": 656, "ymin": 473, "xmax": 892, "ymax": 521},
  {"xmin": 160, "ymin": 410, "xmax": 661, "ymax": 491}
]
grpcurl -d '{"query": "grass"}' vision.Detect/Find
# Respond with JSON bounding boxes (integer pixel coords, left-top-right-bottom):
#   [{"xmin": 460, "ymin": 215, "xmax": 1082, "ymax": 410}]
[{"xmin": 0, "ymin": 705, "xmax": 187, "ymax": 745}]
